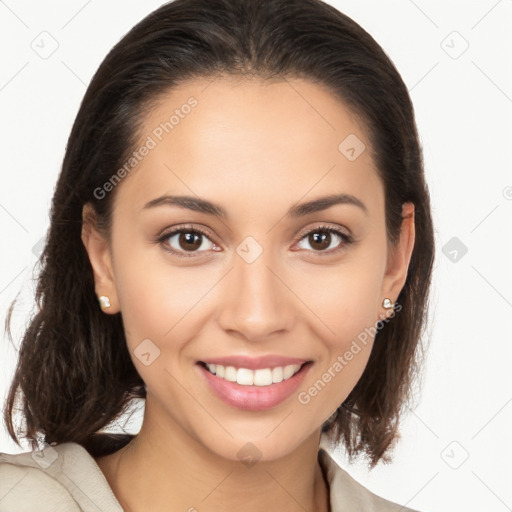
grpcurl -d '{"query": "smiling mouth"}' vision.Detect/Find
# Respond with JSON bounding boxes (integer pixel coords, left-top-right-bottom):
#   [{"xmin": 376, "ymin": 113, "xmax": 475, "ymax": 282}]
[{"xmin": 198, "ymin": 361, "xmax": 311, "ymax": 387}]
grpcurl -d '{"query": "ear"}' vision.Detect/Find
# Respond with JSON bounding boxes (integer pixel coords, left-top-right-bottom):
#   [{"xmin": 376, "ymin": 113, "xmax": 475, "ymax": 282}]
[
  {"xmin": 379, "ymin": 202, "xmax": 415, "ymax": 316},
  {"xmin": 81, "ymin": 203, "xmax": 120, "ymax": 314}
]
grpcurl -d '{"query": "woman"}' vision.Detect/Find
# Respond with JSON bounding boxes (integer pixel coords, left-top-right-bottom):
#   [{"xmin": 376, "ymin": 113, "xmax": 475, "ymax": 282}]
[{"xmin": 1, "ymin": 0, "xmax": 434, "ymax": 510}]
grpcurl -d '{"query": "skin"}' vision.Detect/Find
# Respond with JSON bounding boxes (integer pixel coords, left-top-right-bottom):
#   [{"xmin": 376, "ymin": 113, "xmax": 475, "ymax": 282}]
[{"xmin": 81, "ymin": 75, "xmax": 415, "ymax": 512}]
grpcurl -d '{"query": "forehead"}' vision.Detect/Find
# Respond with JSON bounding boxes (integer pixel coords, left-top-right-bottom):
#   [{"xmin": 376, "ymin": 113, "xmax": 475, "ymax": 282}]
[{"xmin": 112, "ymin": 75, "xmax": 383, "ymax": 219}]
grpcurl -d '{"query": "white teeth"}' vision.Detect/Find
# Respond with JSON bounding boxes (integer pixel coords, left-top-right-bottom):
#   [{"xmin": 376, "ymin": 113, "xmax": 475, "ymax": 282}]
[
  {"xmin": 237, "ymin": 368, "xmax": 254, "ymax": 385},
  {"xmin": 224, "ymin": 366, "xmax": 237, "ymax": 382},
  {"xmin": 203, "ymin": 363, "xmax": 302, "ymax": 386},
  {"xmin": 283, "ymin": 365, "xmax": 297, "ymax": 379},
  {"xmin": 254, "ymin": 368, "xmax": 273, "ymax": 386},
  {"xmin": 272, "ymin": 367, "xmax": 283, "ymax": 383}
]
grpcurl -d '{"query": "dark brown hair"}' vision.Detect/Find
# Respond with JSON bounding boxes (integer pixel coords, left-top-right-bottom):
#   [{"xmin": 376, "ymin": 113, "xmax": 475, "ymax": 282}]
[{"xmin": 4, "ymin": 0, "xmax": 434, "ymax": 468}]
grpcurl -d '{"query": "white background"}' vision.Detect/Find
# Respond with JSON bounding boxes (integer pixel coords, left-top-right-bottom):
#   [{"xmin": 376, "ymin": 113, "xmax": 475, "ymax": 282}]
[{"xmin": 1, "ymin": 1, "xmax": 511, "ymax": 511}]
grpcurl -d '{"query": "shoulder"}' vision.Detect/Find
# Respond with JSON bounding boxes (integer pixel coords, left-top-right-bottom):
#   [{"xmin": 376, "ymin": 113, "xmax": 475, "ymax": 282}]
[
  {"xmin": 318, "ymin": 448, "xmax": 421, "ymax": 512},
  {"xmin": 0, "ymin": 442, "xmax": 123, "ymax": 512},
  {"xmin": 0, "ymin": 445, "xmax": 81, "ymax": 511}
]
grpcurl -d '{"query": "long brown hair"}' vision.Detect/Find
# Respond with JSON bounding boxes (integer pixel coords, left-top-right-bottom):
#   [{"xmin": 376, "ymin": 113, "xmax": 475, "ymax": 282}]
[{"xmin": 4, "ymin": 0, "xmax": 434, "ymax": 468}]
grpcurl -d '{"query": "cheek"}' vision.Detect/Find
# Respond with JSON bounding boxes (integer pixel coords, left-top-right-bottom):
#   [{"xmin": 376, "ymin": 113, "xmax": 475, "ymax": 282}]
[
  {"xmin": 292, "ymin": 255, "xmax": 385, "ymax": 406},
  {"xmin": 110, "ymin": 238, "xmax": 212, "ymax": 351},
  {"xmin": 294, "ymin": 256, "xmax": 385, "ymax": 342}
]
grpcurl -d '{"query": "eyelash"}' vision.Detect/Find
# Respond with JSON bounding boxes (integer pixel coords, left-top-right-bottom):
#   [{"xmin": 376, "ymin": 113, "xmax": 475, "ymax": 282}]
[{"xmin": 157, "ymin": 224, "xmax": 353, "ymax": 259}]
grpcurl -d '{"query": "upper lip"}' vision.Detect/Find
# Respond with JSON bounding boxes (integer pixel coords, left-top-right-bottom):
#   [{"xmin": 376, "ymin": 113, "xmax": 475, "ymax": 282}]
[{"xmin": 199, "ymin": 355, "xmax": 310, "ymax": 370}]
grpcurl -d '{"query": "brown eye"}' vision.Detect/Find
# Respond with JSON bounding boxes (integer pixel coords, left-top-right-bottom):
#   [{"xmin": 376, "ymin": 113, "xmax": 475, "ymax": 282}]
[
  {"xmin": 308, "ymin": 231, "xmax": 332, "ymax": 251},
  {"xmin": 159, "ymin": 226, "xmax": 219, "ymax": 258},
  {"xmin": 296, "ymin": 226, "xmax": 352, "ymax": 254},
  {"xmin": 176, "ymin": 231, "xmax": 203, "ymax": 251}
]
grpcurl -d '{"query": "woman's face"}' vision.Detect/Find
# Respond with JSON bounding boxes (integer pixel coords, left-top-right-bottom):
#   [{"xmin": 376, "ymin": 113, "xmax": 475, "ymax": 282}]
[{"xmin": 84, "ymin": 76, "xmax": 414, "ymax": 462}]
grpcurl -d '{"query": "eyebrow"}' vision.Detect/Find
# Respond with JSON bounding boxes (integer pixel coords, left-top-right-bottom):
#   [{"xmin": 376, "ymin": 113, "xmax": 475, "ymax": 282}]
[{"xmin": 142, "ymin": 193, "xmax": 368, "ymax": 218}]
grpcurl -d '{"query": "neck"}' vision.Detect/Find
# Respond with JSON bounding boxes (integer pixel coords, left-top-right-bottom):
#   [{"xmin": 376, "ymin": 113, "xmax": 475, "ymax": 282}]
[{"xmin": 96, "ymin": 395, "xmax": 331, "ymax": 512}]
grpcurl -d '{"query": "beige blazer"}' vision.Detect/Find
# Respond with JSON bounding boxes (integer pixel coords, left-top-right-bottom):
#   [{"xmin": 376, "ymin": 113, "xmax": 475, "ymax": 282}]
[{"xmin": 0, "ymin": 438, "xmax": 419, "ymax": 511}]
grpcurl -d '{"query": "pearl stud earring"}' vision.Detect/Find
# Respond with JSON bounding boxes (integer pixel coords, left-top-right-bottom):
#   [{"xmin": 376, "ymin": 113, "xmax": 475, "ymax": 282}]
[
  {"xmin": 382, "ymin": 298, "xmax": 394, "ymax": 309},
  {"xmin": 98, "ymin": 295, "xmax": 111, "ymax": 309}
]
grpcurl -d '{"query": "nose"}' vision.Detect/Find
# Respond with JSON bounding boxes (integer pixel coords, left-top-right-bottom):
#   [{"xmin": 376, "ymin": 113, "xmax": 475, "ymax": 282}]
[{"xmin": 217, "ymin": 244, "xmax": 296, "ymax": 342}]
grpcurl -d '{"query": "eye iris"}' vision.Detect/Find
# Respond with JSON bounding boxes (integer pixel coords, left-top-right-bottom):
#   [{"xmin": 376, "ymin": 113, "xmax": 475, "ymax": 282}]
[
  {"xmin": 310, "ymin": 231, "xmax": 331, "ymax": 251},
  {"xmin": 179, "ymin": 232, "xmax": 202, "ymax": 251}
]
